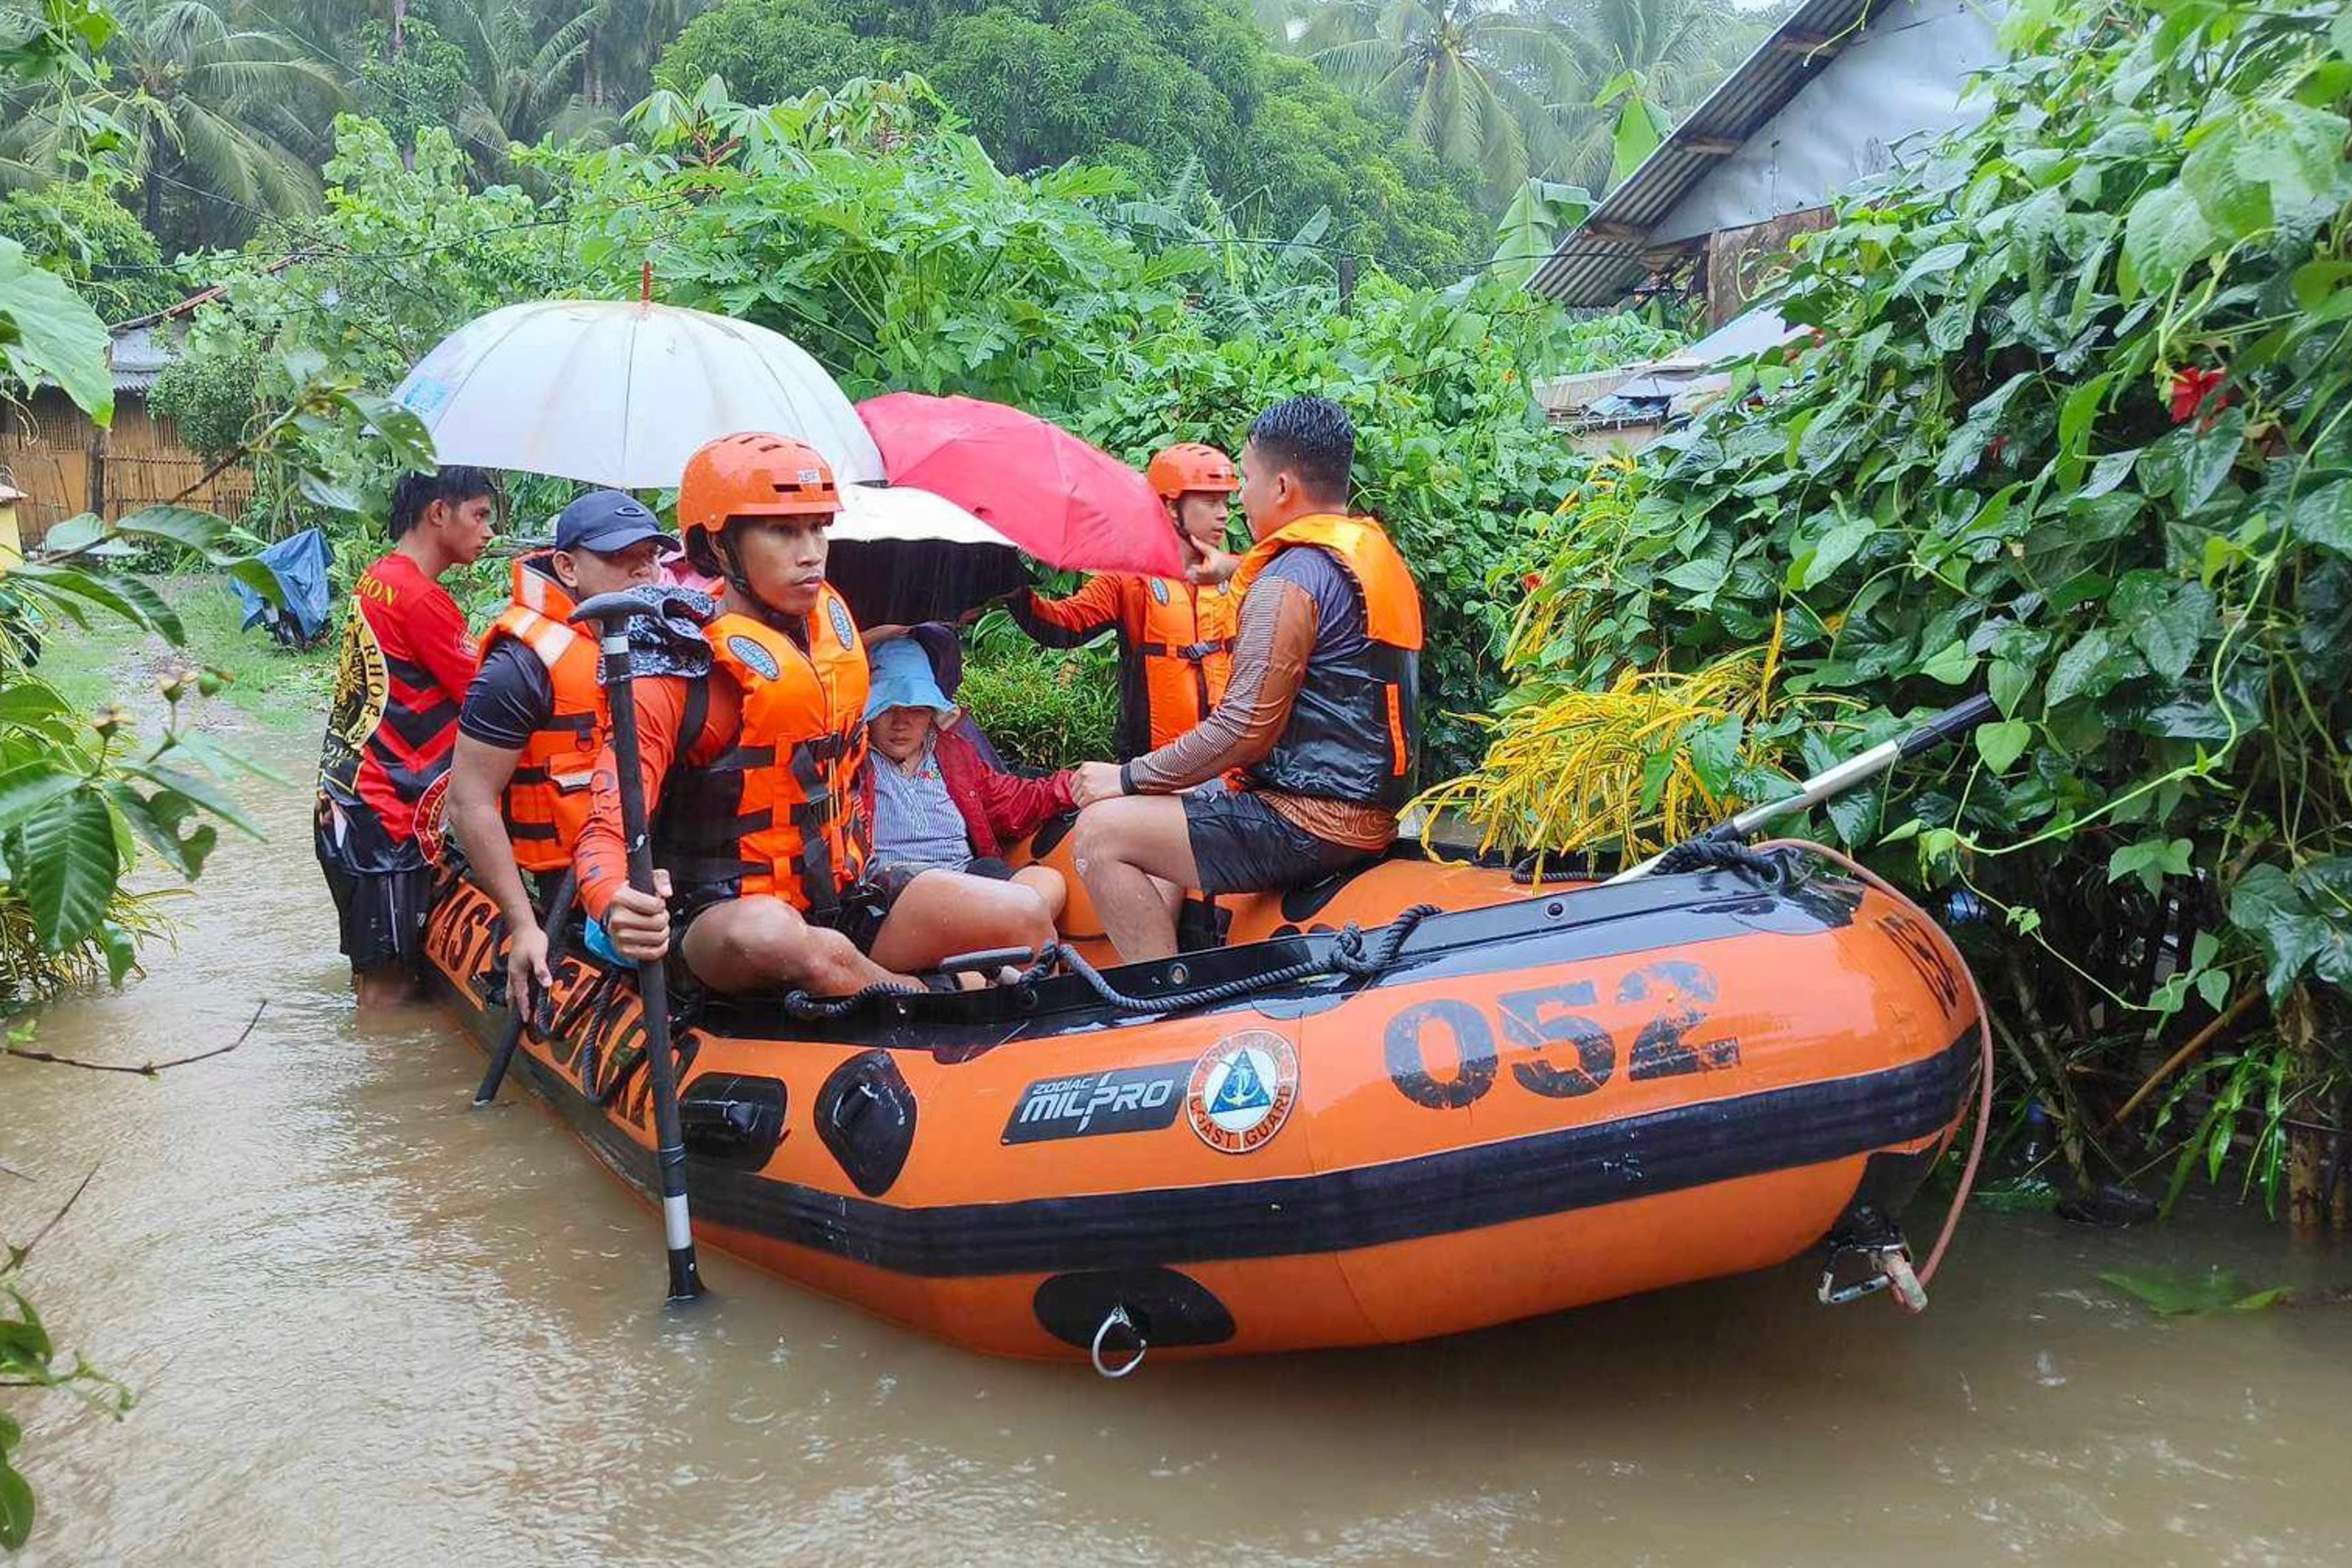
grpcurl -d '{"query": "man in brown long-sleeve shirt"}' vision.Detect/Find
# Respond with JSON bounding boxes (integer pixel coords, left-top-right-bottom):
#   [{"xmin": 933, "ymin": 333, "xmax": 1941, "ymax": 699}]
[{"xmin": 1068, "ymin": 397, "xmax": 1425, "ymax": 961}]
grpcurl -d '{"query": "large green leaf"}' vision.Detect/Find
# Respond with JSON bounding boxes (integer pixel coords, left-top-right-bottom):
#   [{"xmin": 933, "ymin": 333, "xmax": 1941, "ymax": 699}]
[
  {"xmin": 112, "ymin": 505, "xmax": 231, "ymax": 557},
  {"xmin": 15, "ymin": 787, "xmax": 117, "ymax": 950},
  {"xmin": 2121, "ymin": 182, "xmax": 2216, "ymax": 291},
  {"xmin": 2289, "ymin": 480, "xmax": 2352, "ymax": 555},
  {"xmin": 0, "ymin": 761, "xmax": 81, "ymax": 834},
  {"xmin": 0, "ymin": 1454, "xmax": 31, "ymax": 1553},
  {"xmin": 0, "ymin": 236, "xmax": 112, "ymax": 424},
  {"xmin": 2102, "ymin": 1268, "xmax": 2293, "ymax": 1315}
]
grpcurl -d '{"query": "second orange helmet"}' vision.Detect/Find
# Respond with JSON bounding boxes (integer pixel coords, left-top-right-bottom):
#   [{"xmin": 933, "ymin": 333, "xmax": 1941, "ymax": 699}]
[{"xmin": 1146, "ymin": 443, "xmax": 1240, "ymax": 502}]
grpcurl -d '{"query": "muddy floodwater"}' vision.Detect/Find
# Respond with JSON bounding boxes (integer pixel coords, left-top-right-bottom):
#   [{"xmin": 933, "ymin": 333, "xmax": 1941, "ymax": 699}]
[{"xmin": 5, "ymin": 728, "xmax": 2352, "ymax": 1567}]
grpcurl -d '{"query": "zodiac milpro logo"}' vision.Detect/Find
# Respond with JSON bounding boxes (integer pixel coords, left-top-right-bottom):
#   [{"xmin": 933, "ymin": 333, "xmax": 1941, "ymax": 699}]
[
  {"xmin": 1185, "ymin": 1030, "xmax": 1299, "ymax": 1154},
  {"xmin": 1002, "ymin": 1062, "xmax": 1188, "ymax": 1144}
]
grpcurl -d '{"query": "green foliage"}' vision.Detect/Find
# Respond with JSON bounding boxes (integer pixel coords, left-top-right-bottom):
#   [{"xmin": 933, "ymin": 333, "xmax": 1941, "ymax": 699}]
[
  {"xmin": 0, "ymin": 181, "xmax": 178, "ymax": 321},
  {"xmin": 657, "ymin": 0, "xmax": 1484, "ymax": 274},
  {"xmin": 959, "ymin": 613, "xmax": 1120, "ymax": 770},
  {"xmin": 0, "ymin": 233, "xmax": 109, "ymax": 423},
  {"xmin": 1483, "ymin": 0, "xmax": 2352, "ymax": 1195},
  {"xmin": 160, "ymin": 115, "xmax": 569, "ymax": 551},
  {"xmin": 2100, "ymin": 1267, "xmax": 2293, "ymax": 1315},
  {"xmin": 1075, "ymin": 278, "xmax": 1588, "ymax": 772},
  {"xmin": 1488, "ymin": 176, "xmax": 1593, "ymax": 289},
  {"xmin": 357, "ymin": 17, "xmax": 470, "ymax": 151}
]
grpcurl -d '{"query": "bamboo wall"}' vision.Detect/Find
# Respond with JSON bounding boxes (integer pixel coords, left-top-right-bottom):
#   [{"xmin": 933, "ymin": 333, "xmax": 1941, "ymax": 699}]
[{"xmin": 0, "ymin": 389, "xmax": 251, "ymax": 546}]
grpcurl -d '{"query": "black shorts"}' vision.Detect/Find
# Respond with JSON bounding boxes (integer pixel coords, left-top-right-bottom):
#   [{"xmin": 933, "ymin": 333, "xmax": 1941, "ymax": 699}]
[
  {"xmin": 1182, "ymin": 788, "xmax": 1376, "ymax": 896},
  {"xmin": 319, "ymin": 856, "xmax": 437, "ymax": 975},
  {"xmin": 675, "ymin": 872, "xmax": 917, "ymax": 957}
]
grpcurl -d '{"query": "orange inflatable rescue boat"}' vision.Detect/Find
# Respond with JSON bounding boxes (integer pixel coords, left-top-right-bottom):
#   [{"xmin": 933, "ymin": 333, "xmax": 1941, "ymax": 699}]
[{"xmin": 424, "ymin": 828, "xmax": 1984, "ymax": 1366}]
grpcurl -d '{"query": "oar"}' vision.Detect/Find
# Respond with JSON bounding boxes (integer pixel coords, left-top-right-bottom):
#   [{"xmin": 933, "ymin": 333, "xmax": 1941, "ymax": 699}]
[
  {"xmin": 570, "ymin": 589, "xmax": 705, "ymax": 1304},
  {"xmin": 1609, "ymin": 694, "xmax": 1998, "ymax": 883},
  {"xmin": 473, "ymin": 867, "xmax": 576, "ymax": 1106}
]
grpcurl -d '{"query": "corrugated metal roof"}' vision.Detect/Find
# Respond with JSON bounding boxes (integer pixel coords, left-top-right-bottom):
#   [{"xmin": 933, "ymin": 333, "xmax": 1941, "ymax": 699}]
[
  {"xmin": 1528, "ymin": 0, "xmax": 1879, "ymax": 305},
  {"xmin": 108, "ymin": 321, "xmax": 180, "ymax": 388}
]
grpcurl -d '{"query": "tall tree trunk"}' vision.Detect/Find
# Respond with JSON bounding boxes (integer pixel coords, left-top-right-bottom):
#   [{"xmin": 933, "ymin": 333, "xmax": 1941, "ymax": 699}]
[{"xmin": 391, "ymin": 0, "xmax": 407, "ymax": 53}]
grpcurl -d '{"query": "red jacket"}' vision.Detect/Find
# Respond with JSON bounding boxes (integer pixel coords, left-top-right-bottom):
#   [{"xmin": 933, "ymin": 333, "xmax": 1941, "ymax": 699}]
[{"xmin": 860, "ymin": 724, "xmax": 1073, "ymax": 861}]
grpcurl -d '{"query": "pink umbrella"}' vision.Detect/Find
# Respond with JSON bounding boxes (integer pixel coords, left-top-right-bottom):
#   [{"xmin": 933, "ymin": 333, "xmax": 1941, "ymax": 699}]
[{"xmin": 855, "ymin": 394, "xmax": 1186, "ymax": 578}]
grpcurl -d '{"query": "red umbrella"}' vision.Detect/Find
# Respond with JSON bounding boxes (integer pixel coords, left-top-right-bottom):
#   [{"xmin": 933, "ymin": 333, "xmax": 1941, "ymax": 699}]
[{"xmin": 855, "ymin": 394, "xmax": 1186, "ymax": 578}]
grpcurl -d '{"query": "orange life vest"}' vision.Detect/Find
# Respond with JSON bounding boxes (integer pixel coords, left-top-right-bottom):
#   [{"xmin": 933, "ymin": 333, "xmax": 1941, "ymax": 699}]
[
  {"xmin": 654, "ymin": 585, "xmax": 872, "ymax": 914},
  {"xmin": 1014, "ymin": 573, "xmax": 1237, "ymax": 756},
  {"xmin": 1137, "ymin": 576, "xmax": 1238, "ymax": 751},
  {"xmin": 1229, "ymin": 514, "xmax": 1424, "ymax": 811},
  {"xmin": 479, "ymin": 556, "xmax": 604, "ymax": 873}
]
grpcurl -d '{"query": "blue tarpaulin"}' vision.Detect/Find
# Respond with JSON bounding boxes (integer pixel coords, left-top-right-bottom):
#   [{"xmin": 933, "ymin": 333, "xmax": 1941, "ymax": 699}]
[{"xmin": 234, "ymin": 528, "xmax": 333, "ymax": 644}]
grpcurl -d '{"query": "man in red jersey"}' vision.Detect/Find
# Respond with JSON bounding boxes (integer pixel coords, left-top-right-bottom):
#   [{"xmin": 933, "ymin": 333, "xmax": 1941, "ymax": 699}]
[{"xmin": 316, "ymin": 466, "xmax": 497, "ymax": 1006}]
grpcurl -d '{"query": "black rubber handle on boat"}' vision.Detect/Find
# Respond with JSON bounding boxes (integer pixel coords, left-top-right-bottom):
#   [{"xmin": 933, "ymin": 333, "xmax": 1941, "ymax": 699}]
[
  {"xmin": 935, "ymin": 945, "xmax": 1040, "ymax": 977},
  {"xmin": 1898, "ymin": 694, "xmax": 1998, "ymax": 759},
  {"xmin": 473, "ymin": 867, "xmax": 576, "ymax": 1106},
  {"xmin": 570, "ymin": 596, "xmax": 706, "ymax": 1304}
]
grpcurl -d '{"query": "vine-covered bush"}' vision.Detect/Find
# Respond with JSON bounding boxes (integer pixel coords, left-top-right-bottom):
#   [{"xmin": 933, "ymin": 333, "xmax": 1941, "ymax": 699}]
[{"xmin": 1472, "ymin": 0, "xmax": 2352, "ymax": 1208}]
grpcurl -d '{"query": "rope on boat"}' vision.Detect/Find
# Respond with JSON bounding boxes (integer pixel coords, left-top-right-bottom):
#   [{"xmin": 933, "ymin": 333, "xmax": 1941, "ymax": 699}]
[
  {"xmin": 1647, "ymin": 836, "xmax": 1794, "ymax": 887},
  {"xmin": 1755, "ymin": 838, "xmax": 1994, "ymax": 1289},
  {"xmin": 1036, "ymin": 903, "xmax": 1444, "ymax": 1016},
  {"xmin": 778, "ymin": 904, "xmax": 1446, "ymax": 1022},
  {"xmin": 777, "ymin": 975, "xmax": 951, "ymax": 1022}
]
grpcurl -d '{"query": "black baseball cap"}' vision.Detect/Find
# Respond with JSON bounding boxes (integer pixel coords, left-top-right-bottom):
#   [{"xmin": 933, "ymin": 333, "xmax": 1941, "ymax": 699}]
[{"xmin": 554, "ymin": 490, "xmax": 676, "ymax": 554}]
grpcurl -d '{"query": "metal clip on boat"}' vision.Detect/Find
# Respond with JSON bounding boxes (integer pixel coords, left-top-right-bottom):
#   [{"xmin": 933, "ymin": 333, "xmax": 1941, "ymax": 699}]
[
  {"xmin": 1818, "ymin": 1237, "xmax": 1929, "ymax": 1314},
  {"xmin": 1090, "ymin": 1305, "xmax": 1147, "ymax": 1379}
]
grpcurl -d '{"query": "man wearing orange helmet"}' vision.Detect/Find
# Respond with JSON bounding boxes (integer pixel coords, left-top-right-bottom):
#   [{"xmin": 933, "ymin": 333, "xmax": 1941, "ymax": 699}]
[
  {"xmin": 999, "ymin": 442, "xmax": 1242, "ymax": 758},
  {"xmin": 574, "ymin": 434, "xmax": 1057, "ymax": 995}
]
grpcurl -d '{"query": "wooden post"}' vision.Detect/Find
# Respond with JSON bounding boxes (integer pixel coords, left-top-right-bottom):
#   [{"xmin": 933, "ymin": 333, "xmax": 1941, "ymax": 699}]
[{"xmin": 85, "ymin": 421, "xmax": 109, "ymax": 522}]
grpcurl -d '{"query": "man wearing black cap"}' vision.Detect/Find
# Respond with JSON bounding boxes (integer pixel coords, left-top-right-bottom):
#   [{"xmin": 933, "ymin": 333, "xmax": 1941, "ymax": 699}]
[{"xmin": 448, "ymin": 491, "xmax": 672, "ymax": 1007}]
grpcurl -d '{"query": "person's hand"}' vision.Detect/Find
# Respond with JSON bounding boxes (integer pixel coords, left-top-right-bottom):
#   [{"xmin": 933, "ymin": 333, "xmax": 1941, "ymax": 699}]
[
  {"xmin": 958, "ymin": 589, "xmax": 1020, "ymax": 627},
  {"xmin": 862, "ymin": 623, "xmax": 909, "ymax": 647},
  {"xmin": 1070, "ymin": 760, "xmax": 1124, "ymax": 808},
  {"xmin": 1183, "ymin": 536, "xmax": 1242, "ymax": 586},
  {"xmin": 505, "ymin": 919, "xmax": 552, "ymax": 1009},
  {"xmin": 605, "ymin": 868, "xmax": 674, "ymax": 962}
]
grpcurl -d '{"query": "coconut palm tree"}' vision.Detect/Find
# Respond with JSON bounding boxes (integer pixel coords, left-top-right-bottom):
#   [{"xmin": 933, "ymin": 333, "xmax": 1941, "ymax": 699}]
[
  {"xmin": 434, "ymin": 0, "xmax": 617, "ymax": 171},
  {"xmin": 1539, "ymin": 0, "xmax": 1777, "ymax": 188},
  {"xmin": 2, "ymin": 1, "xmax": 344, "ymax": 248},
  {"xmin": 1303, "ymin": 0, "xmax": 1578, "ymax": 198}
]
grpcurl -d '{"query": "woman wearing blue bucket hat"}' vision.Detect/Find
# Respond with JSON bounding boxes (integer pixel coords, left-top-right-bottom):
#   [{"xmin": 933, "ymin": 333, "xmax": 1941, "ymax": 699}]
[{"xmin": 860, "ymin": 636, "xmax": 1074, "ymax": 921}]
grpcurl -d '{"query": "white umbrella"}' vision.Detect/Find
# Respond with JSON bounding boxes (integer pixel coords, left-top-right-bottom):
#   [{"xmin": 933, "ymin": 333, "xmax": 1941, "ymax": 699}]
[
  {"xmin": 832, "ymin": 483, "xmax": 1016, "ymax": 547},
  {"xmin": 392, "ymin": 299, "xmax": 884, "ymax": 487}
]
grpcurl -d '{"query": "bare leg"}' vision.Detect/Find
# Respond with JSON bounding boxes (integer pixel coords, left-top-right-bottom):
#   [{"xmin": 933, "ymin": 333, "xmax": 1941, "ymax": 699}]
[
  {"xmin": 869, "ymin": 869, "xmax": 1055, "ymax": 972},
  {"xmin": 353, "ymin": 966, "xmax": 423, "ymax": 1009},
  {"xmin": 1070, "ymin": 796, "xmax": 1200, "ymax": 963},
  {"xmin": 680, "ymin": 895, "xmax": 906, "ymax": 995},
  {"xmin": 1011, "ymin": 865, "xmax": 1067, "ymax": 924}
]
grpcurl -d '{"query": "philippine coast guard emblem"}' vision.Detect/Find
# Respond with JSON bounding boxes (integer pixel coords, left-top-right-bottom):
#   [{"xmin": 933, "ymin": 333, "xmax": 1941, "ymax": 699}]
[{"xmin": 1186, "ymin": 1031, "xmax": 1299, "ymax": 1154}]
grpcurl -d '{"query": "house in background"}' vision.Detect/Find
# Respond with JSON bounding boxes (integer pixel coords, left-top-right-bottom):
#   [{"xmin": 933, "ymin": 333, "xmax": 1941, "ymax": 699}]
[
  {"xmin": 0, "ymin": 286, "xmax": 251, "ymax": 546},
  {"xmin": 1532, "ymin": 0, "xmax": 2005, "ymax": 446}
]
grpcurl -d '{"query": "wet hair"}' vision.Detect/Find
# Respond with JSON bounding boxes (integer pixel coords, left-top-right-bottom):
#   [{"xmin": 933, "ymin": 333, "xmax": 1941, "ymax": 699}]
[
  {"xmin": 388, "ymin": 466, "xmax": 498, "ymax": 539},
  {"xmin": 1246, "ymin": 395, "xmax": 1355, "ymax": 505}
]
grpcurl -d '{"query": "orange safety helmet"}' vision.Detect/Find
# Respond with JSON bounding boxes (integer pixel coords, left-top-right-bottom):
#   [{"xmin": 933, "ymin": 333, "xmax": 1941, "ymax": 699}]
[
  {"xmin": 677, "ymin": 432, "xmax": 841, "ymax": 556},
  {"xmin": 1146, "ymin": 443, "xmax": 1240, "ymax": 502}
]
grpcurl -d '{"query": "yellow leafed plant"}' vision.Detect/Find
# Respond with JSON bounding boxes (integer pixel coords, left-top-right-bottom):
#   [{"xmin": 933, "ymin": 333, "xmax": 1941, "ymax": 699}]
[{"xmin": 1414, "ymin": 616, "xmax": 1841, "ymax": 872}]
